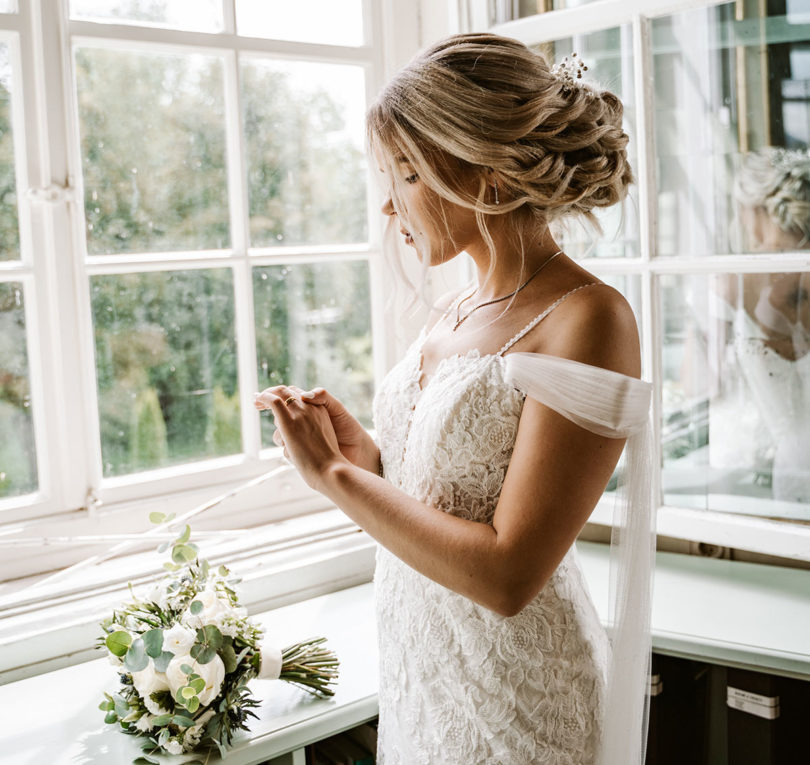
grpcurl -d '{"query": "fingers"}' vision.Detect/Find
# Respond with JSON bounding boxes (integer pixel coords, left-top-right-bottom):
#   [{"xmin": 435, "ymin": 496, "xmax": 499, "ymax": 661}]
[
  {"xmin": 254, "ymin": 385, "xmax": 301, "ymax": 411},
  {"xmin": 300, "ymin": 387, "xmax": 345, "ymax": 415}
]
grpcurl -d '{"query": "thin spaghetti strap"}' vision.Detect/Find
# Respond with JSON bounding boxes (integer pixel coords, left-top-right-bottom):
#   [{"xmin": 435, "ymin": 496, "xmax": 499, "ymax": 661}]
[{"xmin": 497, "ymin": 282, "xmax": 600, "ymax": 356}]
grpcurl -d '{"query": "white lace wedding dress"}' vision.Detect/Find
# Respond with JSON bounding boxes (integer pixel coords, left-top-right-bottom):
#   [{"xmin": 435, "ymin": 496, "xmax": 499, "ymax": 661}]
[{"xmin": 372, "ymin": 288, "xmax": 653, "ymax": 765}]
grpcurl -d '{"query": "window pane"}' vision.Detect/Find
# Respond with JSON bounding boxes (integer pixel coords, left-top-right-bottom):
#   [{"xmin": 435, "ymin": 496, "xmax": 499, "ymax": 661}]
[
  {"xmin": 0, "ymin": 1, "xmax": 18, "ymax": 13},
  {"xmin": 242, "ymin": 59, "xmax": 367, "ymax": 248},
  {"xmin": 76, "ymin": 48, "xmax": 229, "ymax": 255},
  {"xmin": 0, "ymin": 43, "xmax": 19, "ymax": 262},
  {"xmin": 653, "ymin": 2, "xmax": 810, "ymax": 256},
  {"xmin": 533, "ymin": 26, "xmax": 638, "ymax": 258},
  {"xmin": 489, "ymin": 2, "xmax": 604, "ymax": 26},
  {"xmin": 661, "ymin": 272, "xmax": 810, "ymax": 521},
  {"xmin": 92, "ymin": 269, "xmax": 239, "ymax": 477},
  {"xmin": 0, "ymin": 283, "xmax": 37, "ymax": 498},
  {"xmin": 236, "ymin": 0, "xmax": 364, "ymax": 47},
  {"xmin": 70, "ymin": 0, "xmax": 222, "ymax": 33},
  {"xmin": 254, "ymin": 260, "xmax": 373, "ymax": 448}
]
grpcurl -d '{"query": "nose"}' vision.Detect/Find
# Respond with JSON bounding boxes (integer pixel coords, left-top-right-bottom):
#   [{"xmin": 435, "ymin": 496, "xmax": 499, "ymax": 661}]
[{"xmin": 381, "ymin": 194, "xmax": 395, "ymax": 217}]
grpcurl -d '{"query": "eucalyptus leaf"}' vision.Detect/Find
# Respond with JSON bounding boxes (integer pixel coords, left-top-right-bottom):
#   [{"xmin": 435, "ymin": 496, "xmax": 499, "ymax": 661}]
[
  {"xmin": 181, "ymin": 663, "xmax": 194, "ymax": 674},
  {"xmin": 98, "ymin": 700, "xmax": 114, "ymax": 711},
  {"xmin": 218, "ymin": 565, "xmax": 229, "ymax": 577},
  {"xmin": 142, "ymin": 629, "xmax": 164, "ymax": 658},
  {"xmin": 191, "ymin": 644, "xmax": 216, "ymax": 664},
  {"xmin": 181, "ymin": 686, "xmax": 196, "ymax": 700},
  {"xmin": 190, "ymin": 677, "xmax": 205, "ymax": 694},
  {"xmin": 172, "ymin": 714, "xmax": 196, "ymax": 728},
  {"xmin": 156, "ymin": 541, "xmax": 169, "ymax": 554},
  {"xmin": 104, "ymin": 711, "xmax": 118, "ymax": 725},
  {"xmin": 175, "ymin": 524, "xmax": 191, "ymax": 545},
  {"xmin": 124, "ymin": 638, "xmax": 149, "ymax": 672},
  {"xmin": 148, "ymin": 512, "xmax": 166, "ymax": 525},
  {"xmin": 199, "ymin": 624, "xmax": 223, "ymax": 650},
  {"xmin": 113, "ymin": 693, "xmax": 130, "ymax": 718},
  {"xmin": 163, "ymin": 562, "xmax": 180, "ymax": 572},
  {"xmin": 133, "ymin": 757, "xmax": 159, "ymax": 765},
  {"xmin": 105, "ymin": 630, "xmax": 132, "ymax": 657},
  {"xmin": 172, "ymin": 544, "xmax": 197, "ymax": 564},
  {"xmin": 201, "ymin": 560, "xmax": 210, "ymax": 578},
  {"xmin": 185, "ymin": 696, "xmax": 200, "ymax": 713},
  {"xmin": 189, "ymin": 600, "xmax": 203, "ymax": 615},
  {"xmin": 220, "ymin": 642, "xmax": 238, "ymax": 674},
  {"xmin": 153, "ymin": 650, "xmax": 174, "ymax": 673},
  {"xmin": 151, "ymin": 713, "xmax": 172, "ymax": 727}
]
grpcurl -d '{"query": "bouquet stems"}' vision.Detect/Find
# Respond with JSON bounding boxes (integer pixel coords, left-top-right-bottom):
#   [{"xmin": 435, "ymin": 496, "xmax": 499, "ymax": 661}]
[{"xmin": 280, "ymin": 637, "xmax": 340, "ymax": 696}]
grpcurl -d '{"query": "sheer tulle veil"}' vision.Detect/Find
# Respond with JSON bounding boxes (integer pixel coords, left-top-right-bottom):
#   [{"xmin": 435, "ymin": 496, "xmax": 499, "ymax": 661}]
[{"xmin": 504, "ymin": 351, "xmax": 655, "ymax": 765}]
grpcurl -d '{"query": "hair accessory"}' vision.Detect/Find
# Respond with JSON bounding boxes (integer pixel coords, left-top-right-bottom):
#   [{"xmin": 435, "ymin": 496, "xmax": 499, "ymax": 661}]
[
  {"xmin": 551, "ymin": 52, "xmax": 592, "ymax": 96},
  {"xmin": 452, "ymin": 249, "xmax": 563, "ymax": 331},
  {"xmin": 494, "ymin": 182, "xmax": 500, "ymax": 205}
]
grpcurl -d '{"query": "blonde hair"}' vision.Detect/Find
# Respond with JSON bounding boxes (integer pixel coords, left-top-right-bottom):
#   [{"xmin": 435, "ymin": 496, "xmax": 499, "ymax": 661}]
[
  {"xmin": 734, "ymin": 147, "xmax": 810, "ymax": 245},
  {"xmin": 366, "ymin": 32, "xmax": 634, "ymax": 307}
]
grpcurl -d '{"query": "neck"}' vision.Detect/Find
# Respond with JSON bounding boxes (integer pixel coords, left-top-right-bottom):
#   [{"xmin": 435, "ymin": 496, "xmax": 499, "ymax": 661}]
[{"xmin": 464, "ymin": 223, "xmax": 562, "ymax": 300}]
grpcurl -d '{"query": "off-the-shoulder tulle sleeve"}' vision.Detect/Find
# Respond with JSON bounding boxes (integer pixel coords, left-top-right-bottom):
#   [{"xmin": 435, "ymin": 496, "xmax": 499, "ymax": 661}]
[
  {"xmin": 505, "ymin": 351, "xmax": 655, "ymax": 765},
  {"xmin": 503, "ymin": 351, "xmax": 651, "ymax": 437}
]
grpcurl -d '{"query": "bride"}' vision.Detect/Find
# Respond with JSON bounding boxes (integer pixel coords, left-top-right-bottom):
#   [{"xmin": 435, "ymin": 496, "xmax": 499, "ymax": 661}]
[{"xmin": 256, "ymin": 33, "xmax": 652, "ymax": 765}]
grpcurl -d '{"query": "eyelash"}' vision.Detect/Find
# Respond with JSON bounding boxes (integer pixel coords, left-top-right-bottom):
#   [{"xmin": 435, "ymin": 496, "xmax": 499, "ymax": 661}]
[{"xmin": 404, "ymin": 173, "xmax": 419, "ymax": 184}]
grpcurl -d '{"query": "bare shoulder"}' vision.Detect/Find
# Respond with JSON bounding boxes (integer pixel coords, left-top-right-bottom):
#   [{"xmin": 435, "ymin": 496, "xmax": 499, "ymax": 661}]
[{"xmin": 537, "ymin": 282, "xmax": 640, "ymax": 379}]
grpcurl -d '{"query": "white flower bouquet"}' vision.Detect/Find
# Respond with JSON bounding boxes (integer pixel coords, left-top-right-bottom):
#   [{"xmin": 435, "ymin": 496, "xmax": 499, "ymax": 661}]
[{"xmin": 98, "ymin": 513, "xmax": 339, "ymax": 758}]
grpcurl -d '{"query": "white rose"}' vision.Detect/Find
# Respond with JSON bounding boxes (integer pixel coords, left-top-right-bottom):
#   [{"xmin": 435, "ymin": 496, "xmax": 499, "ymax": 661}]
[
  {"xmin": 164, "ymin": 739, "xmax": 183, "ymax": 755},
  {"xmin": 130, "ymin": 660, "xmax": 171, "ymax": 714},
  {"xmin": 166, "ymin": 653, "xmax": 225, "ymax": 707},
  {"xmin": 163, "ymin": 623, "xmax": 196, "ymax": 655},
  {"xmin": 182, "ymin": 585, "xmax": 231, "ymax": 628}
]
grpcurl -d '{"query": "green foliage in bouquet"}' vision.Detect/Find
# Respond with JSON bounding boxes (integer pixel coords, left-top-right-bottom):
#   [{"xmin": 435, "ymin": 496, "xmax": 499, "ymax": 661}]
[{"xmin": 98, "ymin": 513, "xmax": 339, "ymax": 759}]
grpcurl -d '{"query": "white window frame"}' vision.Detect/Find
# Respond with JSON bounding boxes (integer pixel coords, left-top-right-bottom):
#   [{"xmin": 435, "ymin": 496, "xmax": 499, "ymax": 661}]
[
  {"xmin": 0, "ymin": 0, "xmax": 430, "ymax": 592},
  {"xmin": 484, "ymin": 0, "xmax": 810, "ymax": 562}
]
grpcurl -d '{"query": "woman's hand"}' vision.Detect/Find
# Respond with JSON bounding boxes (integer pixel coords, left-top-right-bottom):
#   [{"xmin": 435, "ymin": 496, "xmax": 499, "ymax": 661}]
[
  {"xmin": 256, "ymin": 385, "xmax": 380, "ymax": 474},
  {"xmin": 254, "ymin": 385, "xmax": 348, "ymax": 492}
]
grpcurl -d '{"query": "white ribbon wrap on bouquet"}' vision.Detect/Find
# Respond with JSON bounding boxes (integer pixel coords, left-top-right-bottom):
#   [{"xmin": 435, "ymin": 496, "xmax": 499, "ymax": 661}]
[
  {"xmin": 503, "ymin": 352, "xmax": 655, "ymax": 765},
  {"xmin": 259, "ymin": 644, "xmax": 283, "ymax": 680}
]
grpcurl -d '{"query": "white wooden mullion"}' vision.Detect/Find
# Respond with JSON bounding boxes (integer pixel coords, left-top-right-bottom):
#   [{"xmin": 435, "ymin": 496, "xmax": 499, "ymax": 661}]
[
  {"xmin": 222, "ymin": 43, "xmax": 261, "ymax": 459},
  {"xmin": 69, "ymin": 22, "xmax": 375, "ymax": 66},
  {"xmin": 222, "ymin": 0, "xmax": 236, "ymax": 35},
  {"xmin": 0, "ymin": 11, "xmax": 22, "ymax": 32}
]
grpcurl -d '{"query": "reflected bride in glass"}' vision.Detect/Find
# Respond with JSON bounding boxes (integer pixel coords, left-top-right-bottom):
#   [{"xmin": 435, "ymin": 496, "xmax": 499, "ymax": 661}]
[
  {"xmin": 255, "ymin": 33, "xmax": 653, "ymax": 765},
  {"xmin": 717, "ymin": 148, "xmax": 810, "ymax": 505}
]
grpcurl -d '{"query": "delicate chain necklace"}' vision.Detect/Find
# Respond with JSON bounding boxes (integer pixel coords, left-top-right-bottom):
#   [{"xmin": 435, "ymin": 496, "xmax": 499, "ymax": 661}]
[{"xmin": 452, "ymin": 249, "xmax": 563, "ymax": 332}]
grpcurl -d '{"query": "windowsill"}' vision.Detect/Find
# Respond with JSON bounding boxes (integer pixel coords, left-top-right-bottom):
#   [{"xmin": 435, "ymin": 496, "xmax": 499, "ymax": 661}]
[
  {"xmin": 0, "ymin": 508, "xmax": 376, "ymax": 684},
  {"xmin": 2, "ymin": 542, "xmax": 810, "ymax": 763}
]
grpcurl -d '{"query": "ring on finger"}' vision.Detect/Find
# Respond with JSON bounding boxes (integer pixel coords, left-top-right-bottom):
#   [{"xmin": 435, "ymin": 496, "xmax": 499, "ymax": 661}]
[{"xmin": 284, "ymin": 395, "xmax": 297, "ymax": 406}]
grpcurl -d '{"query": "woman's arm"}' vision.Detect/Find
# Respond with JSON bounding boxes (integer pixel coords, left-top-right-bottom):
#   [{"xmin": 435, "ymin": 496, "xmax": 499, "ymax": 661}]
[{"xmin": 264, "ymin": 286, "xmax": 639, "ymax": 617}]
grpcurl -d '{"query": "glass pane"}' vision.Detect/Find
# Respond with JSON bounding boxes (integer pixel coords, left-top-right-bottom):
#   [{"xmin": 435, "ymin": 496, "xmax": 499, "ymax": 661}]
[
  {"xmin": 70, "ymin": 0, "xmax": 222, "ymax": 33},
  {"xmin": 653, "ymin": 2, "xmax": 810, "ymax": 256},
  {"xmin": 92, "ymin": 269, "xmax": 239, "ymax": 477},
  {"xmin": 533, "ymin": 26, "xmax": 638, "ymax": 258},
  {"xmin": 0, "ymin": 283, "xmax": 37, "ymax": 498},
  {"xmin": 489, "ymin": 2, "xmax": 603, "ymax": 26},
  {"xmin": 254, "ymin": 260, "xmax": 373, "ymax": 447},
  {"xmin": 76, "ymin": 48, "xmax": 229, "ymax": 255},
  {"xmin": 0, "ymin": 43, "xmax": 19, "ymax": 262},
  {"xmin": 242, "ymin": 59, "xmax": 367, "ymax": 247},
  {"xmin": 661, "ymin": 272, "xmax": 810, "ymax": 521},
  {"xmin": 236, "ymin": 0, "xmax": 364, "ymax": 47}
]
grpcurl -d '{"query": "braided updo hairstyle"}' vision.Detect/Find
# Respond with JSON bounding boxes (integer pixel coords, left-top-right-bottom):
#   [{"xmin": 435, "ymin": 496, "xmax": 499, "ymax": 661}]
[
  {"xmin": 734, "ymin": 147, "xmax": 810, "ymax": 245},
  {"xmin": 367, "ymin": 32, "xmax": 634, "ymax": 298}
]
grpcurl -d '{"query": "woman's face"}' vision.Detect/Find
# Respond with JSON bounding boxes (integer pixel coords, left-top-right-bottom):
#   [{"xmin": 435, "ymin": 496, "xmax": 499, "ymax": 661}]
[{"xmin": 377, "ymin": 150, "xmax": 481, "ymax": 266}]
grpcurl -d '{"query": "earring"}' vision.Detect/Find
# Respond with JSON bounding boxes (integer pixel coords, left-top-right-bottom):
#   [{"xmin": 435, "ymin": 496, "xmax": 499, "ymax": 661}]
[{"xmin": 494, "ymin": 182, "xmax": 500, "ymax": 205}]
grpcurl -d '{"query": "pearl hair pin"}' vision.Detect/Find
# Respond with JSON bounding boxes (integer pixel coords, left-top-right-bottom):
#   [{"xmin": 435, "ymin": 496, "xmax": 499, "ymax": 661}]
[{"xmin": 551, "ymin": 52, "xmax": 592, "ymax": 96}]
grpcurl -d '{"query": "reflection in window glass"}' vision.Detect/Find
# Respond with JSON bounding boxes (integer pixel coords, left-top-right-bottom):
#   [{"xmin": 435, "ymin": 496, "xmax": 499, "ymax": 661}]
[
  {"xmin": 236, "ymin": 0, "xmax": 364, "ymax": 47},
  {"xmin": 661, "ymin": 272, "xmax": 810, "ymax": 520},
  {"xmin": 76, "ymin": 48, "xmax": 229, "ymax": 255},
  {"xmin": 242, "ymin": 59, "xmax": 367, "ymax": 247},
  {"xmin": 70, "ymin": 0, "xmax": 222, "ymax": 33},
  {"xmin": 254, "ymin": 261, "xmax": 373, "ymax": 447},
  {"xmin": 0, "ymin": 43, "xmax": 19, "ymax": 262},
  {"xmin": 0, "ymin": 283, "xmax": 37, "ymax": 498},
  {"xmin": 653, "ymin": 2, "xmax": 810, "ymax": 256},
  {"xmin": 533, "ymin": 26, "xmax": 638, "ymax": 258},
  {"xmin": 92, "ymin": 270, "xmax": 239, "ymax": 477}
]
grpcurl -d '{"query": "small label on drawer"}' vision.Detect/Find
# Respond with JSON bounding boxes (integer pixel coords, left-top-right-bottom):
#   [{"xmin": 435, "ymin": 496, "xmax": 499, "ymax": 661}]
[{"xmin": 727, "ymin": 687, "xmax": 780, "ymax": 719}]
